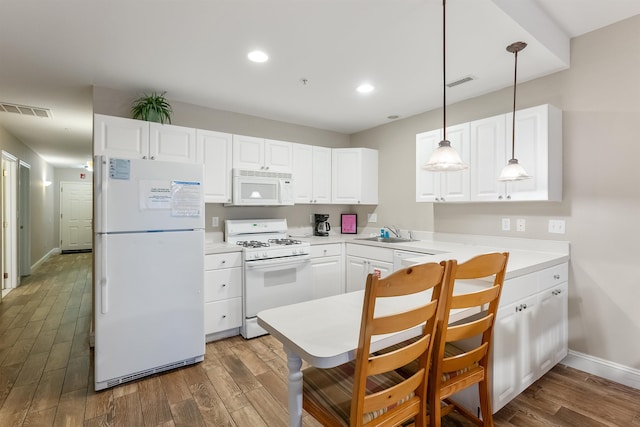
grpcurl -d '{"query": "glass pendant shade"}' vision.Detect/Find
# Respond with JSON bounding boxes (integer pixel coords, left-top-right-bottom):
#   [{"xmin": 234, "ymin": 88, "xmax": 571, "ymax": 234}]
[
  {"xmin": 423, "ymin": 140, "xmax": 468, "ymax": 171},
  {"xmin": 498, "ymin": 158, "xmax": 530, "ymax": 181}
]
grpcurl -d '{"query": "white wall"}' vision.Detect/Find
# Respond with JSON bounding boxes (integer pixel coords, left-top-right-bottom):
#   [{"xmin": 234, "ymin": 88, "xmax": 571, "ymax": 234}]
[{"xmin": 351, "ymin": 15, "xmax": 640, "ymax": 370}]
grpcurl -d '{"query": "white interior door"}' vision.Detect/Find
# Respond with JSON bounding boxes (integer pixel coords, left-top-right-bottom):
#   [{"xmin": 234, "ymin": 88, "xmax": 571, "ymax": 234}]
[
  {"xmin": 19, "ymin": 161, "xmax": 31, "ymax": 276},
  {"xmin": 2, "ymin": 152, "xmax": 18, "ymax": 295},
  {"xmin": 60, "ymin": 181, "xmax": 93, "ymax": 252}
]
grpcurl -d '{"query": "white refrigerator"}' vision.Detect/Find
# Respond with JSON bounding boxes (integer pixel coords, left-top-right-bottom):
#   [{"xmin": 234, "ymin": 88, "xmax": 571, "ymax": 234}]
[{"xmin": 94, "ymin": 155, "xmax": 205, "ymax": 391}]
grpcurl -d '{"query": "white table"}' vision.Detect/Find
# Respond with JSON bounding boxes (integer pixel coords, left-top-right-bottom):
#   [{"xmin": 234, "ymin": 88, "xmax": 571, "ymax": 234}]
[{"xmin": 257, "ymin": 289, "xmax": 479, "ymax": 427}]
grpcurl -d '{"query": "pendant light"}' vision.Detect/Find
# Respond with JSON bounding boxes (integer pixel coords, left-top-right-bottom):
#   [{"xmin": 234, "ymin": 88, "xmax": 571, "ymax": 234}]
[
  {"xmin": 498, "ymin": 41, "xmax": 531, "ymax": 181},
  {"xmin": 423, "ymin": 0, "xmax": 468, "ymax": 172}
]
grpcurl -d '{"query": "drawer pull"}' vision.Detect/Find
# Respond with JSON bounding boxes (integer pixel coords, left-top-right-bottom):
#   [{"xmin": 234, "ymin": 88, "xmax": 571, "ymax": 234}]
[
  {"xmin": 553, "ymin": 274, "xmax": 560, "ymax": 280},
  {"xmin": 222, "ymin": 315, "xmax": 227, "ymax": 318},
  {"xmin": 222, "ymin": 283, "xmax": 227, "ymax": 287},
  {"xmin": 221, "ymin": 260, "xmax": 226, "ymax": 264}
]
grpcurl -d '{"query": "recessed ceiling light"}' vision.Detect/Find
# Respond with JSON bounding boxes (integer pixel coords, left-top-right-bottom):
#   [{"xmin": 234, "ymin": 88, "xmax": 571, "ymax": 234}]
[
  {"xmin": 356, "ymin": 84, "xmax": 374, "ymax": 94},
  {"xmin": 248, "ymin": 50, "xmax": 269, "ymax": 63}
]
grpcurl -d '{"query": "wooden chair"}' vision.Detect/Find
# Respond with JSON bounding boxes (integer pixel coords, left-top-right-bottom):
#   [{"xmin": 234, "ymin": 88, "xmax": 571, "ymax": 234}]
[
  {"xmin": 301, "ymin": 261, "xmax": 455, "ymax": 427},
  {"xmin": 428, "ymin": 252, "xmax": 509, "ymax": 427}
]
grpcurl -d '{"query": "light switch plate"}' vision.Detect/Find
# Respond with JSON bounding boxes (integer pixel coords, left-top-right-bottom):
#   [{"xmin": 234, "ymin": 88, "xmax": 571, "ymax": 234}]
[
  {"xmin": 501, "ymin": 218, "xmax": 511, "ymax": 231},
  {"xmin": 211, "ymin": 217, "xmax": 219, "ymax": 227},
  {"xmin": 548, "ymin": 219, "xmax": 566, "ymax": 234},
  {"xmin": 368, "ymin": 213, "xmax": 378, "ymax": 223}
]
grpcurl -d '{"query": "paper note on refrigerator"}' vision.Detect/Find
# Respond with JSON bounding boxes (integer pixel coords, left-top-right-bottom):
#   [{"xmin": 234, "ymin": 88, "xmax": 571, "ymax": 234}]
[
  {"xmin": 171, "ymin": 181, "xmax": 203, "ymax": 217},
  {"xmin": 139, "ymin": 180, "xmax": 172, "ymax": 210}
]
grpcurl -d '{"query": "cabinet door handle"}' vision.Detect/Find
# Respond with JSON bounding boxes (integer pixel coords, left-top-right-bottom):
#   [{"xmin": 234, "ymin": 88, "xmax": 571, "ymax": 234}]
[
  {"xmin": 553, "ymin": 274, "xmax": 560, "ymax": 280},
  {"xmin": 498, "ymin": 195, "xmax": 503, "ymax": 200},
  {"xmin": 222, "ymin": 283, "xmax": 227, "ymax": 287},
  {"xmin": 506, "ymin": 195, "xmax": 511, "ymax": 200},
  {"xmin": 142, "ymin": 155, "xmax": 147, "ymax": 160},
  {"xmin": 522, "ymin": 303, "xmax": 527, "ymax": 310},
  {"xmin": 222, "ymin": 314, "xmax": 227, "ymax": 318},
  {"xmin": 150, "ymin": 156, "xmax": 155, "ymax": 160}
]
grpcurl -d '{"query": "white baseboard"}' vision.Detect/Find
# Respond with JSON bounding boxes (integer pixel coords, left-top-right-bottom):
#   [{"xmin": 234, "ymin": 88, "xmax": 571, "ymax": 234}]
[
  {"xmin": 31, "ymin": 247, "xmax": 61, "ymax": 272},
  {"xmin": 562, "ymin": 350, "xmax": 640, "ymax": 390}
]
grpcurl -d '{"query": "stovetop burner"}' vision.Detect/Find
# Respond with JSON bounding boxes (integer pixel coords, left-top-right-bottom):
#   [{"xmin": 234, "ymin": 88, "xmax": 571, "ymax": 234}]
[
  {"xmin": 268, "ymin": 238, "xmax": 302, "ymax": 246},
  {"xmin": 236, "ymin": 240, "xmax": 271, "ymax": 249}
]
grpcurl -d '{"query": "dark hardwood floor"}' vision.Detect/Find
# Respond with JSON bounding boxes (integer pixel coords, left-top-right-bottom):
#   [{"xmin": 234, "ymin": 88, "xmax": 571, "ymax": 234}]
[{"xmin": 1, "ymin": 252, "xmax": 639, "ymax": 426}]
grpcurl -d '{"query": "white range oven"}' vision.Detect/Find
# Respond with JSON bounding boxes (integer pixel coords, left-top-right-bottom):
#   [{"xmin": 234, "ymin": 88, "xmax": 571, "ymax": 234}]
[{"xmin": 225, "ymin": 219, "xmax": 312, "ymax": 339}]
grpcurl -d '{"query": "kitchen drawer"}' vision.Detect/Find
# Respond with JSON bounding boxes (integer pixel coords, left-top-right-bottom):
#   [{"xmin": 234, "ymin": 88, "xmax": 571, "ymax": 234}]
[
  {"xmin": 204, "ymin": 252, "xmax": 242, "ymax": 270},
  {"xmin": 500, "ymin": 272, "xmax": 537, "ymax": 306},
  {"xmin": 538, "ymin": 262, "xmax": 568, "ymax": 291},
  {"xmin": 346, "ymin": 243, "xmax": 393, "ymax": 262},
  {"xmin": 311, "ymin": 244, "xmax": 342, "ymax": 258},
  {"xmin": 204, "ymin": 297, "xmax": 242, "ymax": 334},
  {"xmin": 204, "ymin": 268, "xmax": 242, "ymax": 302}
]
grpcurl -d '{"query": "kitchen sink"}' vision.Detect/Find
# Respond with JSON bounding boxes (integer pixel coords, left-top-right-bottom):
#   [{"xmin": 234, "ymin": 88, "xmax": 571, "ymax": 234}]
[{"xmin": 355, "ymin": 236, "xmax": 418, "ymax": 244}]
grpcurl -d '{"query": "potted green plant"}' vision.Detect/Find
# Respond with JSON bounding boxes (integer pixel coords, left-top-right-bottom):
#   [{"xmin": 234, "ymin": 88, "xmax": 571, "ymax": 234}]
[{"xmin": 131, "ymin": 91, "xmax": 172, "ymax": 124}]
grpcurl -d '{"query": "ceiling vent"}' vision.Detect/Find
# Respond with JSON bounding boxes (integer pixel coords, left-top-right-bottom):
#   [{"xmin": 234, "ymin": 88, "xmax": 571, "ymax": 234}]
[
  {"xmin": 446, "ymin": 76, "xmax": 475, "ymax": 88},
  {"xmin": 0, "ymin": 102, "xmax": 53, "ymax": 118}
]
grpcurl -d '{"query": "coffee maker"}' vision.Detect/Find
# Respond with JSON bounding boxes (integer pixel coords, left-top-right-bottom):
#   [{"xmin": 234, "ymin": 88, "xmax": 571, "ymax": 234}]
[{"xmin": 314, "ymin": 214, "xmax": 331, "ymax": 237}]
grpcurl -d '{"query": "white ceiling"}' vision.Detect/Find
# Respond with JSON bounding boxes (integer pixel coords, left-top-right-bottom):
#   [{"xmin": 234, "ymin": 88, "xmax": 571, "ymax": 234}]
[{"xmin": 1, "ymin": 0, "xmax": 639, "ymax": 168}]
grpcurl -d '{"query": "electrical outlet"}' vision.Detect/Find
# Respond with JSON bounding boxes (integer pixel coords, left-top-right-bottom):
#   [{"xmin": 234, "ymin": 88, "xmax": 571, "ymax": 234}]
[
  {"xmin": 548, "ymin": 219, "xmax": 566, "ymax": 234},
  {"xmin": 368, "ymin": 213, "xmax": 378, "ymax": 223},
  {"xmin": 211, "ymin": 217, "xmax": 219, "ymax": 227},
  {"xmin": 516, "ymin": 218, "xmax": 526, "ymax": 232},
  {"xmin": 501, "ymin": 218, "xmax": 511, "ymax": 231}
]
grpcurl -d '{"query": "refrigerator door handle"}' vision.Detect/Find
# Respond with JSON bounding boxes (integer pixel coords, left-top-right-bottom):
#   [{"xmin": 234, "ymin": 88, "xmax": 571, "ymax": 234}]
[
  {"xmin": 100, "ymin": 235, "xmax": 108, "ymax": 314},
  {"xmin": 95, "ymin": 155, "xmax": 107, "ymax": 233}
]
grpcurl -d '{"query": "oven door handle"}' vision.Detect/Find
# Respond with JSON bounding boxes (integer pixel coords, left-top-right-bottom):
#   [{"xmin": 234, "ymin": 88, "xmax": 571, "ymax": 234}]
[{"xmin": 245, "ymin": 256, "xmax": 311, "ymax": 270}]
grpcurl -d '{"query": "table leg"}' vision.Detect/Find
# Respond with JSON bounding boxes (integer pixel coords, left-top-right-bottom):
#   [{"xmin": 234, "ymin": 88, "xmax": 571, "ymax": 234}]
[{"xmin": 284, "ymin": 346, "xmax": 303, "ymax": 427}]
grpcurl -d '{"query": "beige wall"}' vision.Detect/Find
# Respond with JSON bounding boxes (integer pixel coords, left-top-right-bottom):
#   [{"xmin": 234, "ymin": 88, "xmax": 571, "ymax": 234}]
[
  {"xmin": 352, "ymin": 16, "xmax": 640, "ymax": 369},
  {"xmin": 0, "ymin": 125, "xmax": 56, "ymax": 269}
]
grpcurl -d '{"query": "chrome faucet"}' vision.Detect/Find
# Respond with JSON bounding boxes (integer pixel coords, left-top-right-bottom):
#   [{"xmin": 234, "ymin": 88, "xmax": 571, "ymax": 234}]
[{"xmin": 384, "ymin": 225, "xmax": 401, "ymax": 238}]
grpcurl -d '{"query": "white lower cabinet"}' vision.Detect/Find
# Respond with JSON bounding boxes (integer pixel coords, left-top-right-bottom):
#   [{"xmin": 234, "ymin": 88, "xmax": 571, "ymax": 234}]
[
  {"xmin": 204, "ymin": 252, "xmax": 243, "ymax": 341},
  {"xmin": 345, "ymin": 244, "xmax": 393, "ymax": 292},
  {"xmin": 310, "ymin": 244, "xmax": 344, "ymax": 299},
  {"xmin": 491, "ymin": 262, "xmax": 569, "ymax": 412}
]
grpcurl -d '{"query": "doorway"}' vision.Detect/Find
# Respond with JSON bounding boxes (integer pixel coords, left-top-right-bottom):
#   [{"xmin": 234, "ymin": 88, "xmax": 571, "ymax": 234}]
[
  {"xmin": 2, "ymin": 152, "xmax": 18, "ymax": 298},
  {"xmin": 19, "ymin": 161, "xmax": 31, "ymax": 277},
  {"xmin": 59, "ymin": 181, "xmax": 93, "ymax": 253}
]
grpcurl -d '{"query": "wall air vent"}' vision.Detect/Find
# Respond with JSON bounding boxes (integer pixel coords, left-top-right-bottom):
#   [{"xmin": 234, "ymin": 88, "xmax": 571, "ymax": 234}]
[
  {"xmin": 0, "ymin": 102, "xmax": 53, "ymax": 118},
  {"xmin": 446, "ymin": 76, "xmax": 475, "ymax": 88}
]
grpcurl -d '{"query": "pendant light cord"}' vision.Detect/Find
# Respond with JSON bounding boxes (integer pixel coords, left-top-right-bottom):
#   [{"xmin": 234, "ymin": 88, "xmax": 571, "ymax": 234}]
[
  {"xmin": 511, "ymin": 48, "xmax": 518, "ymax": 160},
  {"xmin": 442, "ymin": 0, "xmax": 447, "ymax": 143}
]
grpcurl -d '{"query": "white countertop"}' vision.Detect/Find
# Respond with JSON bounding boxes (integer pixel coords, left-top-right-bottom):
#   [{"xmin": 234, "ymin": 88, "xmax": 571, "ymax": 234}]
[{"xmin": 205, "ymin": 232, "xmax": 570, "ymax": 279}]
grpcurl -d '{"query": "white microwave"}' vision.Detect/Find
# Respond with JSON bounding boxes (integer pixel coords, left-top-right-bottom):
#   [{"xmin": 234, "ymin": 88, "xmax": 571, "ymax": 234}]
[{"xmin": 228, "ymin": 169, "xmax": 294, "ymax": 206}]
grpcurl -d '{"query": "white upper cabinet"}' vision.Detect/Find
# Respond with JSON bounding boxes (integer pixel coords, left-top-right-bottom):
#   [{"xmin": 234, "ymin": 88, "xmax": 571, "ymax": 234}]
[
  {"xmin": 94, "ymin": 114, "xmax": 150, "ymax": 159},
  {"xmin": 292, "ymin": 143, "xmax": 331, "ymax": 204},
  {"xmin": 419, "ymin": 104, "xmax": 562, "ymax": 203},
  {"xmin": 232, "ymin": 135, "xmax": 292, "ymax": 172},
  {"xmin": 332, "ymin": 148, "xmax": 378, "ymax": 205},
  {"xmin": 149, "ymin": 122, "xmax": 199, "ymax": 163},
  {"xmin": 94, "ymin": 114, "xmax": 200, "ymax": 164},
  {"xmin": 503, "ymin": 104, "xmax": 562, "ymax": 201},
  {"xmin": 471, "ymin": 104, "xmax": 562, "ymax": 202},
  {"xmin": 416, "ymin": 123, "xmax": 470, "ymax": 202},
  {"xmin": 198, "ymin": 130, "xmax": 233, "ymax": 204},
  {"xmin": 470, "ymin": 114, "xmax": 508, "ymax": 201}
]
